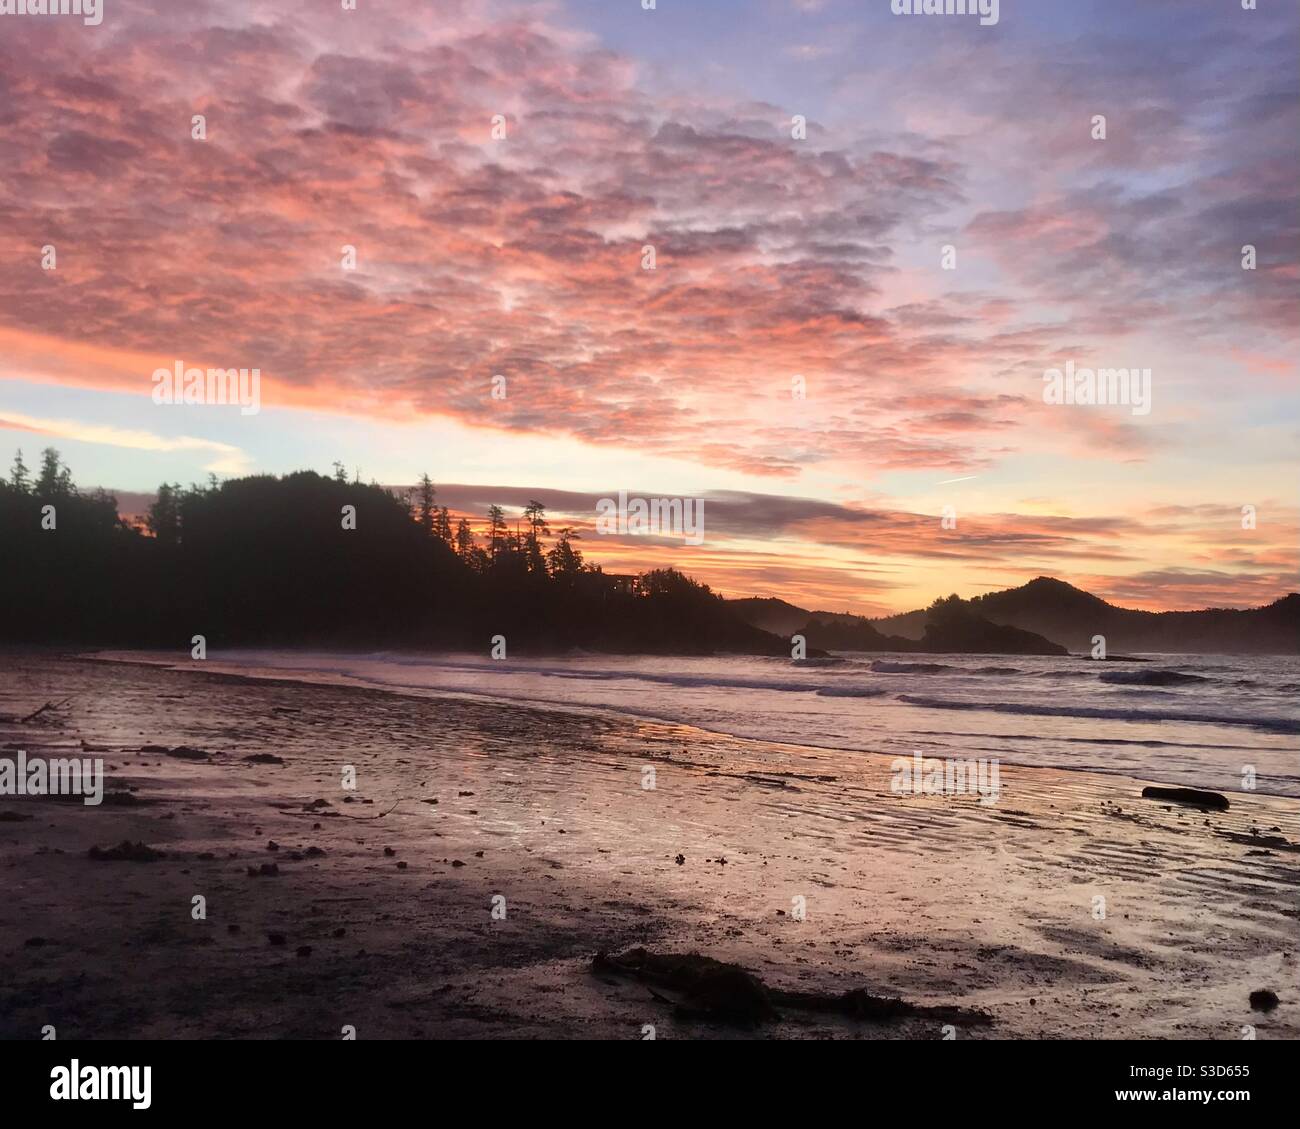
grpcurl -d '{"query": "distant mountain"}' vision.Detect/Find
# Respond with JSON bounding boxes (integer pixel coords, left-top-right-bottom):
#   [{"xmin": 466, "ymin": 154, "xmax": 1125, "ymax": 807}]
[
  {"xmin": 867, "ymin": 607, "xmax": 929, "ymax": 640},
  {"xmin": 964, "ymin": 577, "xmax": 1298, "ymax": 654},
  {"xmin": 725, "ymin": 597, "xmax": 817, "ymax": 637},
  {"xmin": 918, "ymin": 596, "xmax": 1069, "ymax": 656},
  {"xmin": 790, "ymin": 616, "xmax": 913, "ymax": 652},
  {"xmin": 725, "ymin": 598, "xmax": 879, "ymax": 635},
  {"xmin": 730, "ymin": 577, "xmax": 1299, "ymax": 655},
  {"xmin": 792, "ymin": 596, "xmax": 1066, "ymax": 656}
]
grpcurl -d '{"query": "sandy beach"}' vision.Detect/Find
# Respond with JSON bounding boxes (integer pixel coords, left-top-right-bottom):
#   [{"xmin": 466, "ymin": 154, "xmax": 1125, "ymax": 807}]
[{"xmin": 1, "ymin": 650, "xmax": 1296, "ymax": 1040}]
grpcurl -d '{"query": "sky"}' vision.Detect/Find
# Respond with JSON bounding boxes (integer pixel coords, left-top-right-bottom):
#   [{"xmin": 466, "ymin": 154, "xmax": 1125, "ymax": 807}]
[{"xmin": 0, "ymin": 0, "xmax": 1296, "ymax": 615}]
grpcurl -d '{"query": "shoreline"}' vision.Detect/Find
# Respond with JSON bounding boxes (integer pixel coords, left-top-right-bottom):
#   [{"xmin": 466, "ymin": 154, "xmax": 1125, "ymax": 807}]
[
  {"xmin": 86, "ymin": 648, "xmax": 1300, "ymax": 798},
  {"xmin": 2, "ymin": 651, "xmax": 1296, "ymax": 1039}
]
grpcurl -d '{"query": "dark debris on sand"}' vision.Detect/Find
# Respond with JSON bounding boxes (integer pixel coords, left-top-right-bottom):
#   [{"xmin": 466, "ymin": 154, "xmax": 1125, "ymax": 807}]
[
  {"xmin": 1249, "ymin": 989, "xmax": 1280, "ymax": 1012},
  {"xmin": 136, "ymin": 744, "xmax": 209, "ymax": 760},
  {"xmin": 87, "ymin": 840, "xmax": 166, "ymax": 862},
  {"xmin": 164, "ymin": 746, "xmax": 210, "ymax": 760},
  {"xmin": 591, "ymin": 948, "xmax": 994, "ymax": 1028}
]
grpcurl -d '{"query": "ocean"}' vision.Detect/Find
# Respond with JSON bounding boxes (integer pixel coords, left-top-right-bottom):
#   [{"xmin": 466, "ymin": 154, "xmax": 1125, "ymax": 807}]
[{"xmin": 136, "ymin": 648, "xmax": 1300, "ymax": 799}]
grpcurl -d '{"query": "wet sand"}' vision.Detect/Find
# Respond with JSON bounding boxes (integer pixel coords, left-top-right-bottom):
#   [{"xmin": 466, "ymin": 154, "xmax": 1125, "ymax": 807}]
[{"xmin": 1, "ymin": 651, "xmax": 1296, "ymax": 1039}]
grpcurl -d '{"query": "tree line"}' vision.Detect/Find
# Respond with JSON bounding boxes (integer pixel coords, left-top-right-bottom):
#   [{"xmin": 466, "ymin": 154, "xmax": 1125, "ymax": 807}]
[{"xmin": 0, "ymin": 448, "xmax": 787, "ymax": 654}]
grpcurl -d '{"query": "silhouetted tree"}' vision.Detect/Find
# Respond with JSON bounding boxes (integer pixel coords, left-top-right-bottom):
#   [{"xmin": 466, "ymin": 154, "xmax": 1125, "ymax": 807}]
[
  {"xmin": 522, "ymin": 500, "xmax": 549, "ymax": 574},
  {"xmin": 416, "ymin": 474, "xmax": 436, "ymax": 535},
  {"xmin": 547, "ymin": 527, "xmax": 583, "ymax": 579},
  {"xmin": 36, "ymin": 448, "xmax": 73, "ymax": 498},
  {"xmin": 9, "ymin": 449, "xmax": 29, "ymax": 492},
  {"xmin": 487, "ymin": 505, "xmax": 507, "ymax": 562},
  {"xmin": 146, "ymin": 483, "xmax": 181, "ymax": 547},
  {"xmin": 454, "ymin": 517, "xmax": 475, "ymax": 556}
]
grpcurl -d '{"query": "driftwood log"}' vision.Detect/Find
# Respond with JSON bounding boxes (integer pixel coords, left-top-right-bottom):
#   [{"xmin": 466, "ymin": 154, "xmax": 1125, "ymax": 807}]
[{"xmin": 1140, "ymin": 786, "xmax": 1229, "ymax": 811}]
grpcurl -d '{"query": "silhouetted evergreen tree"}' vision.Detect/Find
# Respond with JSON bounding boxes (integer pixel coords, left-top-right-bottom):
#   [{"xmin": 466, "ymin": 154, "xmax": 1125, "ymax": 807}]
[
  {"xmin": 435, "ymin": 505, "xmax": 453, "ymax": 545},
  {"xmin": 416, "ymin": 474, "xmax": 436, "ymax": 535},
  {"xmin": 9, "ymin": 449, "xmax": 29, "ymax": 492}
]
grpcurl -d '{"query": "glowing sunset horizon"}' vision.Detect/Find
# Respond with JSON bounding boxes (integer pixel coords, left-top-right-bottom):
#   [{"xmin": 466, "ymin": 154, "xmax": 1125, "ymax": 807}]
[{"xmin": 2, "ymin": 0, "xmax": 1296, "ymax": 616}]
